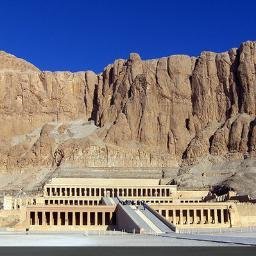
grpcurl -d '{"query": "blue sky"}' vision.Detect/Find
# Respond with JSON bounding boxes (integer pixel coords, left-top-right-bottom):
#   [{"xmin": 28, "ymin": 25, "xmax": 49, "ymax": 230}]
[{"xmin": 0, "ymin": 0, "xmax": 256, "ymax": 72}]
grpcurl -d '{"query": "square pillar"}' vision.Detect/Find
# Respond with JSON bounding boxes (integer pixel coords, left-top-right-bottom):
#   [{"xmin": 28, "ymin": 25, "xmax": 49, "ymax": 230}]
[
  {"xmin": 35, "ymin": 212, "xmax": 39, "ymax": 225},
  {"xmin": 207, "ymin": 209, "xmax": 210, "ymax": 224},
  {"xmin": 102, "ymin": 211, "xmax": 105, "ymax": 225},
  {"xmin": 42, "ymin": 212, "xmax": 46, "ymax": 226},
  {"xmin": 186, "ymin": 210, "xmax": 190, "ymax": 225},
  {"xmin": 58, "ymin": 212, "xmax": 62, "ymax": 225},
  {"xmin": 109, "ymin": 212, "xmax": 113, "ymax": 225},
  {"xmin": 200, "ymin": 209, "xmax": 203, "ymax": 224},
  {"xmin": 173, "ymin": 209, "xmax": 176, "ymax": 225},
  {"xmin": 72, "ymin": 212, "xmax": 76, "ymax": 225},
  {"xmin": 80, "ymin": 212, "xmax": 83, "ymax": 225},
  {"xmin": 193, "ymin": 209, "xmax": 196, "ymax": 224},
  {"xmin": 95, "ymin": 212, "xmax": 98, "ymax": 225},
  {"xmin": 220, "ymin": 209, "xmax": 224, "ymax": 224},
  {"xmin": 65, "ymin": 212, "xmax": 68, "ymax": 226},
  {"xmin": 214, "ymin": 209, "xmax": 218, "ymax": 224},
  {"xmin": 87, "ymin": 212, "xmax": 90, "ymax": 226},
  {"xmin": 180, "ymin": 209, "xmax": 183, "ymax": 225},
  {"xmin": 50, "ymin": 212, "xmax": 53, "ymax": 225}
]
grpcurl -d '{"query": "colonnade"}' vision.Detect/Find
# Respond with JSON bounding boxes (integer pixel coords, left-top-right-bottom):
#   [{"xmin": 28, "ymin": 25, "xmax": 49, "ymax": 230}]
[
  {"xmin": 153, "ymin": 205, "xmax": 230, "ymax": 226},
  {"xmin": 13, "ymin": 198, "xmax": 36, "ymax": 209},
  {"xmin": 45, "ymin": 186, "xmax": 173, "ymax": 198},
  {"xmin": 45, "ymin": 199, "xmax": 175, "ymax": 206},
  {"xmin": 45, "ymin": 199, "xmax": 100, "ymax": 206},
  {"xmin": 29, "ymin": 209, "xmax": 116, "ymax": 227}
]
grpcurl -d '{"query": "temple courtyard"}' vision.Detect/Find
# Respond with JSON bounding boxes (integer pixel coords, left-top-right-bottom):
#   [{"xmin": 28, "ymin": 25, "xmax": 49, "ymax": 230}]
[{"xmin": 0, "ymin": 231, "xmax": 255, "ymax": 246}]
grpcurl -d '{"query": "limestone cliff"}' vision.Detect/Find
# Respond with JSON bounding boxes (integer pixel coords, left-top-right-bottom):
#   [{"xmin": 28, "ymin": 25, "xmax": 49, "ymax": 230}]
[{"xmin": 0, "ymin": 41, "xmax": 256, "ymax": 180}]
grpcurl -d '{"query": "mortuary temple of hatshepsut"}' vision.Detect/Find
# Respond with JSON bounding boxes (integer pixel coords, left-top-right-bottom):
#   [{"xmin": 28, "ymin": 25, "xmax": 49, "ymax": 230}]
[{"xmin": 1, "ymin": 178, "xmax": 256, "ymax": 234}]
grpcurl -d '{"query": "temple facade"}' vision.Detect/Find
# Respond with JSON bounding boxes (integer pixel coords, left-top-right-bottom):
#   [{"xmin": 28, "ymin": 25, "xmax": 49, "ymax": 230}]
[{"xmin": 1, "ymin": 178, "xmax": 256, "ymax": 233}]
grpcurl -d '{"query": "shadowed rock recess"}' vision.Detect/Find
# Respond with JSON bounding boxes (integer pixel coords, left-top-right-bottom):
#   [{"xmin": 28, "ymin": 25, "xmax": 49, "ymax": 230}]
[{"xmin": 0, "ymin": 42, "xmax": 256, "ymax": 194}]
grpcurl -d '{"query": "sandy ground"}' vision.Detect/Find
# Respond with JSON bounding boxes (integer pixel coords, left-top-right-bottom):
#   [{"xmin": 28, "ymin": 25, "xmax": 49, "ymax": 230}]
[{"xmin": 0, "ymin": 231, "xmax": 253, "ymax": 247}]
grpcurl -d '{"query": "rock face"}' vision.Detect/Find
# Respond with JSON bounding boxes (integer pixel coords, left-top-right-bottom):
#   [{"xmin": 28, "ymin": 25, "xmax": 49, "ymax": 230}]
[{"xmin": 0, "ymin": 41, "xmax": 256, "ymax": 173}]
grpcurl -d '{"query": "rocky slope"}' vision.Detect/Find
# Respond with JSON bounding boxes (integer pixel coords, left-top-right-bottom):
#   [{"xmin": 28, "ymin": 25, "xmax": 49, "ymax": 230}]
[{"xmin": 0, "ymin": 41, "xmax": 255, "ymax": 194}]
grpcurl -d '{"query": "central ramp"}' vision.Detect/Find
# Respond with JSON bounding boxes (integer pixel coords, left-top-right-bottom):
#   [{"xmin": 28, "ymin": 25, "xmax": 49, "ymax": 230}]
[
  {"xmin": 101, "ymin": 197, "xmax": 120, "ymax": 205},
  {"xmin": 116, "ymin": 202, "xmax": 174, "ymax": 234}
]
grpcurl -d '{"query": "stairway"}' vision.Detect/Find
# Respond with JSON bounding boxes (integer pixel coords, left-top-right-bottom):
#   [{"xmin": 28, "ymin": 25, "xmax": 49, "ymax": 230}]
[{"xmin": 117, "ymin": 203, "xmax": 174, "ymax": 234}]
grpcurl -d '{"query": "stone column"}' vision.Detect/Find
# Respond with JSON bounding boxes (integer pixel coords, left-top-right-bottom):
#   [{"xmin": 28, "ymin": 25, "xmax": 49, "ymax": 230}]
[
  {"xmin": 220, "ymin": 209, "xmax": 224, "ymax": 224},
  {"xmin": 193, "ymin": 209, "xmax": 196, "ymax": 224},
  {"xmin": 186, "ymin": 210, "xmax": 190, "ymax": 225},
  {"xmin": 35, "ymin": 212, "xmax": 38, "ymax": 225},
  {"xmin": 214, "ymin": 209, "xmax": 218, "ymax": 224},
  {"xmin": 200, "ymin": 209, "xmax": 203, "ymax": 224},
  {"xmin": 180, "ymin": 209, "xmax": 184, "ymax": 225},
  {"xmin": 173, "ymin": 209, "xmax": 176, "ymax": 225},
  {"xmin": 207, "ymin": 209, "xmax": 210, "ymax": 224},
  {"xmin": 50, "ymin": 212, "xmax": 53, "ymax": 225},
  {"xmin": 72, "ymin": 212, "xmax": 76, "ymax": 225},
  {"xmin": 65, "ymin": 212, "xmax": 68, "ymax": 226},
  {"xmin": 95, "ymin": 212, "xmax": 98, "ymax": 225},
  {"xmin": 42, "ymin": 212, "xmax": 46, "ymax": 226},
  {"xmin": 87, "ymin": 212, "xmax": 90, "ymax": 226},
  {"xmin": 57, "ymin": 212, "xmax": 60, "ymax": 226},
  {"xmin": 79, "ymin": 212, "xmax": 83, "ymax": 226},
  {"xmin": 109, "ymin": 212, "xmax": 113, "ymax": 225},
  {"xmin": 102, "ymin": 211, "xmax": 105, "ymax": 225}
]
